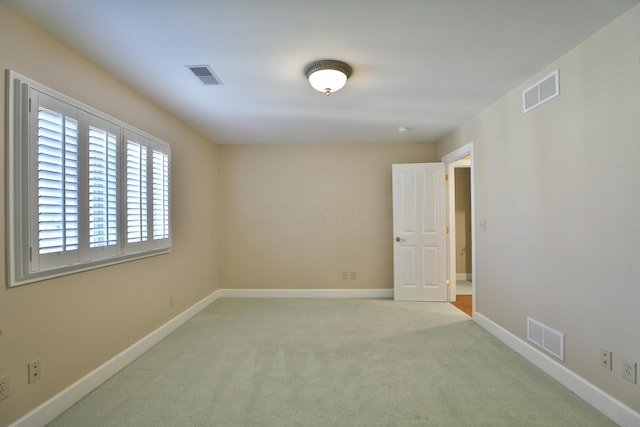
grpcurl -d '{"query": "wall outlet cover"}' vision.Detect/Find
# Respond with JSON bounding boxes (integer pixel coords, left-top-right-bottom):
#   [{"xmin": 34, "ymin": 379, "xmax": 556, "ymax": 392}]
[
  {"xmin": 0, "ymin": 374, "xmax": 9, "ymax": 401},
  {"xmin": 28, "ymin": 360, "xmax": 41, "ymax": 384},
  {"xmin": 622, "ymin": 360, "xmax": 637, "ymax": 384},
  {"xmin": 600, "ymin": 349, "xmax": 612, "ymax": 370}
]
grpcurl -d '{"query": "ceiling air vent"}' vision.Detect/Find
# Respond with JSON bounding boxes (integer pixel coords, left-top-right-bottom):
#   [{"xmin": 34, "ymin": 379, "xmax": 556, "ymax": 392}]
[
  {"xmin": 187, "ymin": 65, "xmax": 223, "ymax": 85},
  {"xmin": 523, "ymin": 69, "xmax": 559, "ymax": 113}
]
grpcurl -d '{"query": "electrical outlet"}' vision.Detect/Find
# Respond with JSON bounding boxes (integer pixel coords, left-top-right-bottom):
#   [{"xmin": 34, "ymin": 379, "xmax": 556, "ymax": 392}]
[
  {"xmin": 28, "ymin": 359, "xmax": 41, "ymax": 384},
  {"xmin": 622, "ymin": 359, "xmax": 637, "ymax": 384},
  {"xmin": 0, "ymin": 374, "xmax": 9, "ymax": 401},
  {"xmin": 600, "ymin": 349, "xmax": 612, "ymax": 370},
  {"xmin": 341, "ymin": 272, "xmax": 348, "ymax": 280},
  {"xmin": 350, "ymin": 272, "xmax": 357, "ymax": 280}
]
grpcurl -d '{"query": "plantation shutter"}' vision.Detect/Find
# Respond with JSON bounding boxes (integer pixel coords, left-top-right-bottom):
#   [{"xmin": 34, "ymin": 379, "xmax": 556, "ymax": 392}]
[
  {"xmin": 33, "ymin": 92, "xmax": 81, "ymax": 270},
  {"xmin": 83, "ymin": 113, "xmax": 122, "ymax": 262},
  {"xmin": 37, "ymin": 107, "xmax": 79, "ymax": 254},
  {"xmin": 88, "ymin": 125, "xmax": 119, "ymax": 247},
  {"xmin": 126, "ymin": 139, "xmax": 148, "ymax": 244},
  {"xmin": 7, "ymin": 71, "xmax": 171, "ymax": 286},
  {"xmin": 152, "ymin": 149, "xmax": 170, "ymax": 240}
]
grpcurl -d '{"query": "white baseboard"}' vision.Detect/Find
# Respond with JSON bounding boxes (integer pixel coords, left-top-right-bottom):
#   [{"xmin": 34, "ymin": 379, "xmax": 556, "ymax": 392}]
[
  {"xmin": 456, "ymin": 273, "xmax": 472, "ymax": 281},
  {"xmin": 217, "ymin": 288, "xmax": 394, "ymax": 299},
  {"xmin": 10, "ymin": 289, "xmax": 224, "ymax": 427},
  {"xmin": 474, "ymin": 312, "xmax": 640, "ymax": 427},
  {"xmin": 10, "ymin": 288, "xmax": 393, "ymax": 426}
]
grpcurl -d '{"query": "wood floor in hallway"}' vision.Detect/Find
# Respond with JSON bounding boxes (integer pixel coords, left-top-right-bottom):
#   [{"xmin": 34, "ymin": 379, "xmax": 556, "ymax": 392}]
[{"xmin": 451, "ymin": 294, "xmax": 472, "ymax": 317}]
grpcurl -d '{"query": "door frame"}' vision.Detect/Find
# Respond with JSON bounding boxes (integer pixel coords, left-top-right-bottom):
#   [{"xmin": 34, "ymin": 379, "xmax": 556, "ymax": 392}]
[{"xmin": 441, "ymin": 142, "xmax": 475, "ymax": 313}]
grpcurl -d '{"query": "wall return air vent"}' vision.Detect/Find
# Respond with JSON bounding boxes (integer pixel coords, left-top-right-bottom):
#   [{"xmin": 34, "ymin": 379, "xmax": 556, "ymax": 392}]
[
  {"xmin": 527, "ymin": 317, "xmax": 564, "ymax": 361},
  {"xmin": 187, "ymin": 65, "xmax": 223, "ymax": 85},
  {"xmin": 523, "ymin": 69, "xmax": 559, "ymax": 113}
]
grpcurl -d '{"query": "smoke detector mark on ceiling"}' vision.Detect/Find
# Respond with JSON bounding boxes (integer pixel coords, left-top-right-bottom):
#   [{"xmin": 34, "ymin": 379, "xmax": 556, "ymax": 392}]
[{"xmin": 187, "ymin": 65, "xmax": 223, "ymax": 85}]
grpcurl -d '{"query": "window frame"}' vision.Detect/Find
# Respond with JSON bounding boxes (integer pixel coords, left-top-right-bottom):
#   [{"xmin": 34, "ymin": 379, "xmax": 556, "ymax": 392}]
[{"xmin": 6, "ymin": 70, "xmax": 171, "ymax": 287}]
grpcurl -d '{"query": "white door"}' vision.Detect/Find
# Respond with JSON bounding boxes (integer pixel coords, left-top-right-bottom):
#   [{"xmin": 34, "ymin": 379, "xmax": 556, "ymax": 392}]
[{"xmin": 392, "ymin": 163, "xmax": 447, "ymax": 301}]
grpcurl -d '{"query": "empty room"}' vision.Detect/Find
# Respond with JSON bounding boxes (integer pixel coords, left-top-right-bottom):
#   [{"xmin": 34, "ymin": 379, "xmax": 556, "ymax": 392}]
[{"xmin": 0, "ymin": 1, "xmax": 639, "ymax": 426}]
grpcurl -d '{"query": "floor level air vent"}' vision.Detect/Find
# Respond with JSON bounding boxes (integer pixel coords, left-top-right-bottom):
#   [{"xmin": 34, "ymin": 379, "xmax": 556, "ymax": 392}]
[
  {"xmin": 527, "ymin": 317, "xmax": 564, "ymax": 361},
  {"xmin": 523, "ymin": 69, "xmax": 559, "ymax": 113},
  {"xmin": 187, "ymin": 65, "xmax": 223, "ymax": 85}
]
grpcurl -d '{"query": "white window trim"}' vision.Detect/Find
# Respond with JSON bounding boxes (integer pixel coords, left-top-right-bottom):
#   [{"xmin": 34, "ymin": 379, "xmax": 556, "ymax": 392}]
[{"xmin": 6, "ymin": 70, "xmax": 171, "ymax": 287}]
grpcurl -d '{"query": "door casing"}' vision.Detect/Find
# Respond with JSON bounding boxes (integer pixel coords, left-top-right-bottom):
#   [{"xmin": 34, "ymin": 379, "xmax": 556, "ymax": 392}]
[{"xmin": 442, "ymin": 143, "xmax": 475, "ymax": 313}]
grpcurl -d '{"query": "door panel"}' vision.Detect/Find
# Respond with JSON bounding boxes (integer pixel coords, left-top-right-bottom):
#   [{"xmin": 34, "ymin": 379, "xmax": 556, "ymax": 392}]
[
  {"xmin": 423, "ymin": 246, "xmax": 439, "ymax": 285},
  {"xmin": 393, "ymin": 163, "xmax": 447, "ymax": 301},
  {"xmin": 399, "ymin": 170, "xmax": 417, "ymax": 233},
  {"xmin": 401, "ymin": 246, "xmax": 417, "ymax": 287},
  {"xmin": 422, "ymin": 173, "xmax": 439, "ymax": 232}
]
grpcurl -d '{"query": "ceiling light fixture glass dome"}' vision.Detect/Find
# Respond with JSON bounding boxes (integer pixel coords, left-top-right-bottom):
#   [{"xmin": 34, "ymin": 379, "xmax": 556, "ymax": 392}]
[{"xmin": 304, "ymin": 59, "xmax": 353, "ymax": 96}]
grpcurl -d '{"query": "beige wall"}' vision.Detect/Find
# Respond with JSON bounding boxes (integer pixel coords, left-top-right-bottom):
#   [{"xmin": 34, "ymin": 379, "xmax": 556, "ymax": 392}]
[
  {"xmin": 454, "ymin": 168, "xmax": 472, "ymax": 275},
  {"xmin": 218, "ymin": 143, "xmax": 436, "ymax": 290},
  {"xmin": 0, "ymin": 7, "xmax": 220, "ymax": 425},
  {"xmin": 437, "ymin": 4, "xmax": 640, "ymax": 412}
]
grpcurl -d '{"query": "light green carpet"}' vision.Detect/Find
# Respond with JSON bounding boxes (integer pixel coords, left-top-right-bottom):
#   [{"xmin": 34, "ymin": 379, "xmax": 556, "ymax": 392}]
[
  {"xmin": 48, "ymin": 298, "xmax": 614, "ymax": 426},
  {"xmin": 456, "ymin": 280, "xmax": 473, "ymax": 296}
]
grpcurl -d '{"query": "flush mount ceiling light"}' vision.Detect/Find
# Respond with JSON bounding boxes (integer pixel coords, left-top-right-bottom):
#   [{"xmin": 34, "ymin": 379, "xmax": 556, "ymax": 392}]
[{"xmin": 304, "ymin": 59, "xmax": 353, "ymax": 96}]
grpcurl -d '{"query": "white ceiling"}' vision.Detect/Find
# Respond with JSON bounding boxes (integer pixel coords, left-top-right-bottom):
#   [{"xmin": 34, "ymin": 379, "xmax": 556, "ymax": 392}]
[{"xmin": 2, "ymin": 0, "xmax": 638, "ymax": 144}]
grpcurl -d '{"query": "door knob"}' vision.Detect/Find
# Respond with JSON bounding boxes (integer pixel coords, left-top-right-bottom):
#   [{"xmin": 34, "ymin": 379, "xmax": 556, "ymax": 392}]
[{"xmin": 395, "ymin": 236, "xmax": 402, "ymax": 242}]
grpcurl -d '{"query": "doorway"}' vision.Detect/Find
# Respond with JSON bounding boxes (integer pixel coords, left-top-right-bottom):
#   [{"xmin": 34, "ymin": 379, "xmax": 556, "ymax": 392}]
[{"xmin": 442, "ymin": 143, "xmax": 475, "ymax": 317}]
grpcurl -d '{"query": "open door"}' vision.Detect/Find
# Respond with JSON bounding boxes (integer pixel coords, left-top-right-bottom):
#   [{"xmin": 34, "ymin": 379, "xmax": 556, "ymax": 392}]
[{"xmin": 392, "ymin": 163, "xmax": 447, "ymax": 301}]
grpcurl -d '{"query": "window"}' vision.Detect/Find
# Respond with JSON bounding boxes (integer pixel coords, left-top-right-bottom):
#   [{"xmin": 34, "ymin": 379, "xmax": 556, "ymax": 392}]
[{"xmin": 6, "ymin": 70, "xmax": 171, "ymax": 286}]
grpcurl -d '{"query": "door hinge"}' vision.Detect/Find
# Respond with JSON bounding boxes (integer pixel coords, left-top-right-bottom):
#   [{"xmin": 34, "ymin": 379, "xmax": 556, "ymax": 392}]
[
  {"xmin": 446, "ymin": 226, "xmax": 449, "ymax": 234},
  {"xmin": 29, "ymin": 246, "xmax": 33, "ymax": 261},
  {"xmin": 29, "ymin": 98, "xmax": 32, "ymax": 113},
  {"xmin": 445, "ymin": 174, "xmax": 448, "ymax": 181}
]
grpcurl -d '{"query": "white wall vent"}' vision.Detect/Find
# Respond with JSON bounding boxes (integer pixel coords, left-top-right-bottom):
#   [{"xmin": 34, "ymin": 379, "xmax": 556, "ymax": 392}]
[
  {"xmin": 523, "ymin": 69, "xmax": 559, "ymax": 113},
  {"xmin": 527, "ymin": 317, "xmax": 564, "ymax": 361},
  {"xmin": 187, "ymin": 65, "xmax": 223, "ymax": 85}
]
